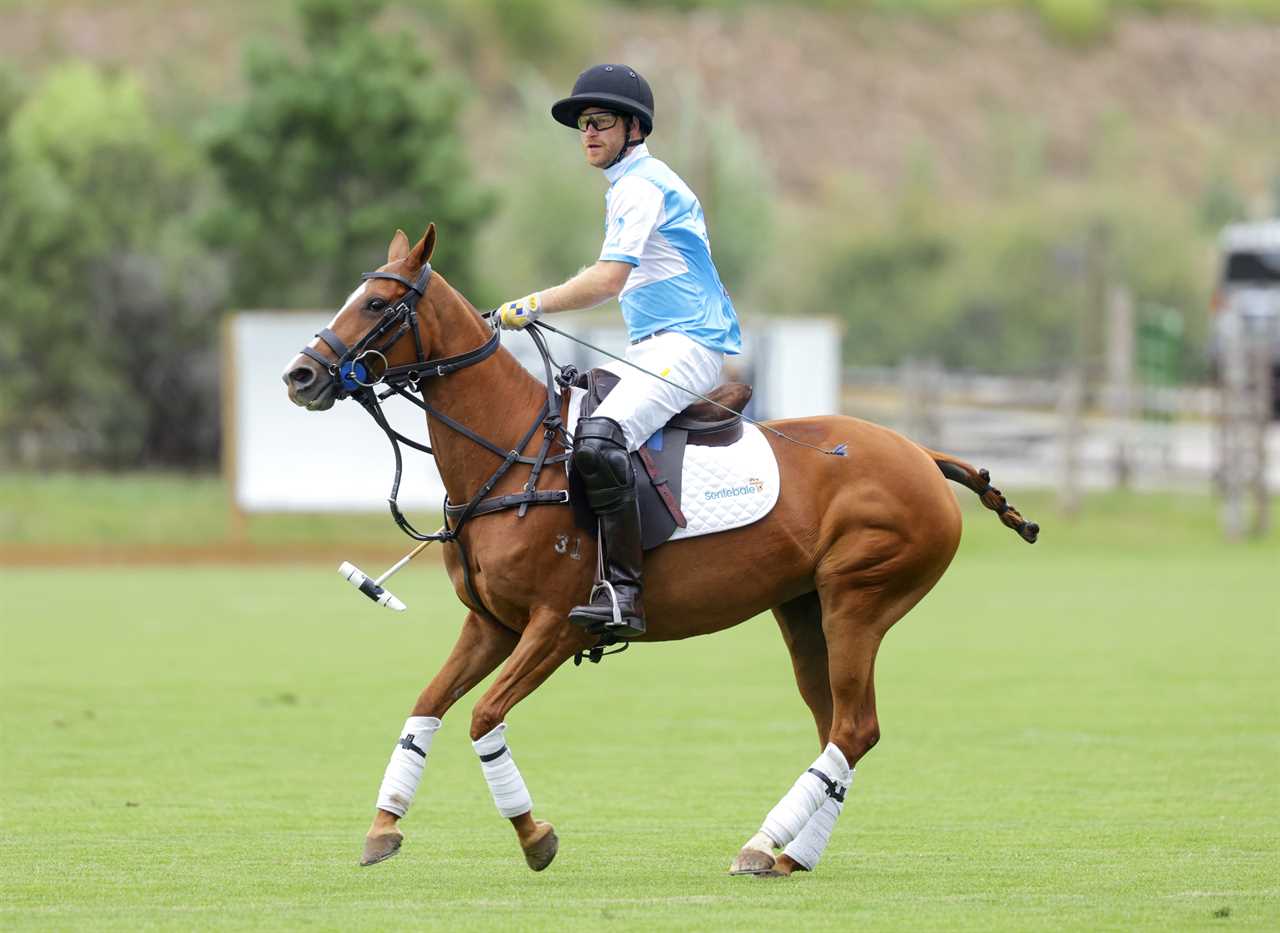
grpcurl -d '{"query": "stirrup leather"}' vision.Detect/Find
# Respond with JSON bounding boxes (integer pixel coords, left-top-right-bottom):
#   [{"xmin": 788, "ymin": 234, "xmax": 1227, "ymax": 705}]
[{"xmin": 568, "ymin": 517, "xmax": 645, "ymax": 637}]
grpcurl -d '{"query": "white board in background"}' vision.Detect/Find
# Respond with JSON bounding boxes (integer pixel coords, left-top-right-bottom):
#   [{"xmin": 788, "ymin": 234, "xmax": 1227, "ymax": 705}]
[
  {"xmin": 224, "ymin": 311, "xmax": 841, "ymax": 513},
  {"xmin": 225, "ymin": 311, "xmax": 447, "ymax": 513}
]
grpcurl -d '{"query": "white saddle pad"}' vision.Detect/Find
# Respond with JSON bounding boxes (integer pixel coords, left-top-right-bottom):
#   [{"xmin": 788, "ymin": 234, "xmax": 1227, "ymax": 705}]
[{"xmin": 566, "ymin": 387, "xmax": 780, "ymax": 542}]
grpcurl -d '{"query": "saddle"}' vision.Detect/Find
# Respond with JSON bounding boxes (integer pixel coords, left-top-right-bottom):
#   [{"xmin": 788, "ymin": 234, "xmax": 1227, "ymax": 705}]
[{"xmin": 569, "ymin": 368, "xmax": 753, "ymax": 550}]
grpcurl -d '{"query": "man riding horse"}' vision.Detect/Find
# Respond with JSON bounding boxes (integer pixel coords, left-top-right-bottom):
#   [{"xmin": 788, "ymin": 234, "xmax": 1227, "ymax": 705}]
[
  {"xmin": 497, "ymin": 64, "xmax": 741, "ymax": 640},
  {"xmin": 282, "ymin": 61, "xmax": 1039, "ymax": 878}
]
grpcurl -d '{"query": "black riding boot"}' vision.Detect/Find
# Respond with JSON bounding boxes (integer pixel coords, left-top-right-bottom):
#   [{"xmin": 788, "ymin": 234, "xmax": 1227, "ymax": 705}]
[{"xmin": 568, "ymin": 417, "xmax": 646, "ymax": 638}]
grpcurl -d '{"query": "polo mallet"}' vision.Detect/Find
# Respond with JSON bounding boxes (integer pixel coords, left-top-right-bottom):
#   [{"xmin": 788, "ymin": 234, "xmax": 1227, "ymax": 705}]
[{"xmin": 338, "ymin": 529, "xmax": 443, "ymax": 612}]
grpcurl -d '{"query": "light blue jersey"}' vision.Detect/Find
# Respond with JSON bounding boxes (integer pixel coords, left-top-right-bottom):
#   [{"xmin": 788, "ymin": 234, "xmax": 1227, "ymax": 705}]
[{"xmin": 598, "ymin": 144, "xmax": 741, "ymax": 355}]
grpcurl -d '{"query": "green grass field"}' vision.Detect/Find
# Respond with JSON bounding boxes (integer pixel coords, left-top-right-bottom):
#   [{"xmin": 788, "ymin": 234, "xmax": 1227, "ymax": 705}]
[
  {"xmin": 0, "ymin": 472, "xmax": 407, "ymax": 554},
  {"xmin": 2, "ymin": 494, "xmax": 1277, "ymax": 931}
]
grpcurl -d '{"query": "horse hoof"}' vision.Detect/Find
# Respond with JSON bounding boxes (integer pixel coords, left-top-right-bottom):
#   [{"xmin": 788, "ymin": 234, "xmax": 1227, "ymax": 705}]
[
  {"xmin": 522, "ymin": 820, "xmax": 558, "ymax": 872},
  {"xmin": 756, "ymin": 854, "xmax": 804, "ymax": 878},
  {"xmin": 360, "ymin": 830, "xmax": 403, "ymax": 867},
  {"xmin": 728, "ymin": 846, "xmax": 776, "ymax": 875}
]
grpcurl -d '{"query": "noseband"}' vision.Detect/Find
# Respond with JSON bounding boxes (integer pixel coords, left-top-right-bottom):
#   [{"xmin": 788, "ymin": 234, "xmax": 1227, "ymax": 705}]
[{"xmin": 297, "ymin": 262, "xmax": 500, "ymax": 398}]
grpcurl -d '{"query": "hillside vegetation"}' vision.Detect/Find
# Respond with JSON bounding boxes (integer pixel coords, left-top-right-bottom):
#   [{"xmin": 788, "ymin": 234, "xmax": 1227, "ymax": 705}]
[{"xmin": 1, "ymin": 0, "xmax": 1277, "ymax": 466}]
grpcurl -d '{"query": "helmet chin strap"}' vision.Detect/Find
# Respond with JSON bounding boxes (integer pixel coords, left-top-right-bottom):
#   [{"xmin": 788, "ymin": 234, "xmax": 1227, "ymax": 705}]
[{"xmin": 605, "ymin": 119, "xmax": 644, "ymax": 168}]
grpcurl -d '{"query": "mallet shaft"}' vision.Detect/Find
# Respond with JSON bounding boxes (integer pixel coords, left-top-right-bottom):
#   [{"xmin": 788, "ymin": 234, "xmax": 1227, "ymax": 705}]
[{"xmin": 375, "ymin": 538, "xmax": 433, "ymax": 586}]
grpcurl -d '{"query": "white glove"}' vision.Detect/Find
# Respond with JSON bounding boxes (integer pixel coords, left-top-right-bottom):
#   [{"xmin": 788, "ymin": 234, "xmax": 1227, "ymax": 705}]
[{"xmin": 498, "ymin": 292, "xmax": 543, "ymax": 330}]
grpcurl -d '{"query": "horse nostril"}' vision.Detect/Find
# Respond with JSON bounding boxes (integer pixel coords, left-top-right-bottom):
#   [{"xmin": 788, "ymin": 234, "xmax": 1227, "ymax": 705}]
[{"xmin": 289, "ymin": 367, "xmax": 315, "ymax": 389}]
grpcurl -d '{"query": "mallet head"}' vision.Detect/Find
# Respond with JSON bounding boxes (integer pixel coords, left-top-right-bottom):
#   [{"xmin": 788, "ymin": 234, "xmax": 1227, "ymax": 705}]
[{"xmin": 338, "ymin": 561, "xmax": 407, "ymax": 611}]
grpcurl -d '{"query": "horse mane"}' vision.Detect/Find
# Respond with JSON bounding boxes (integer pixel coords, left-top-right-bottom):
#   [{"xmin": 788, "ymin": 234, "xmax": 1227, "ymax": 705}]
[{"xmin": 430, "ymin": 270, "xmax": 547, "ymax": 399}]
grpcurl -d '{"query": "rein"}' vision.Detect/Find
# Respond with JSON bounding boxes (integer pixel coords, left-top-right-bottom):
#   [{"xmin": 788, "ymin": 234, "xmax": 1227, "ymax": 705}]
[
  {"xmin": 296, "ymin": 266, "xmax": 835, "ymax": 665},
  {"xmin": 296, "ymin": 264, "xmax": 586, "ymax": 639},
  {"xmin": 531, "ymin": 319, "xmax": 849, "ymax": 459},
  {"xmin": 295, "ymin": 264, "xmax": 575, "ymax": 546}
]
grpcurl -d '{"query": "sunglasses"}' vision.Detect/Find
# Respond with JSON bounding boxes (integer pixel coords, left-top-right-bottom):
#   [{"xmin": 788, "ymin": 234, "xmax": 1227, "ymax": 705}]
[{"xmin": 576, "ymin": 111, "xmax": 621, "ymax": 132}]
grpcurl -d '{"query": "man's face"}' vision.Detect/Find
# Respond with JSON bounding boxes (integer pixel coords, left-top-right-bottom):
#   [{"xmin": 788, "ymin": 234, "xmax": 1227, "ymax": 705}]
[{"xmin": 579, "ymin": 107, "xmax": 630, "ymax": 169}]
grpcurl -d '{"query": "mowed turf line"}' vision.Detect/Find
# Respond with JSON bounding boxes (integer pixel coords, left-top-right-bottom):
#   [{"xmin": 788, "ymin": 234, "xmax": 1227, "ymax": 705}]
[{"xmin": 2, "ymin": 505, "xmax": 1277, "ymax": 931}]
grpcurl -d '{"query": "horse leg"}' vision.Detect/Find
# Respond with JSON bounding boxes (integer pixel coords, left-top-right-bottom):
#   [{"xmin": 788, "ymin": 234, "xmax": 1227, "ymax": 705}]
[
  {"xmin": 361, "ymin": 611, "xmax": 518, "ymax": 866},
  {"xmin": 731, "ymin": 577, "xmax": 926, "ymax": 878},
  {"xmin": 771, "ymin": 591, "xmax": 841, "ymax": 876},
  {"xmin": 768, "ymin": 646, "xmax": 879, "ymax": 877},
  {"xmin": 774, "ymin": 591, "xmax": 833, "ymax": 746},
  {"xmin": 467, "ymin": 606, "xmax": 593, "ymax": 872},
  {"xmin": 728, "ymin": 591, "xmax": 837, "ymax": 875}
]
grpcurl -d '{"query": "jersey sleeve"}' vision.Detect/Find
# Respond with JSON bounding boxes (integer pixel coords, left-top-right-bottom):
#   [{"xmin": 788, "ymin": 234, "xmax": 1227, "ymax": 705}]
[{"xmin": 599, "ymin": 176, "xmax": 664, "ymax": 266}]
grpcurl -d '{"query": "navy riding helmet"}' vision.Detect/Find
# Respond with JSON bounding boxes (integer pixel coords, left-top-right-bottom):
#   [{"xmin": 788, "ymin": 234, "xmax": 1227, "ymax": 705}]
[{"xmin": 551, "ymin": 64, "xmax": 654, "ymax": 136}]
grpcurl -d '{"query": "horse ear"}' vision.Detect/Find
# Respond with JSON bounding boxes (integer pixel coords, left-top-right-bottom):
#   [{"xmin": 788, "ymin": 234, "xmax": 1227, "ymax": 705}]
[
  {"xmin": 388, "ymin": 229, "xmax": 411, "ymax": 264},
  {"xmin": 413, "ymin": 223, "xmax": 437, "ymax": 264}
]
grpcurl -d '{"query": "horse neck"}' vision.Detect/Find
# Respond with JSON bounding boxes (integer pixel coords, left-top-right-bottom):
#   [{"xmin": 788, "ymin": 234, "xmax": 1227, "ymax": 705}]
[{"xmin": 416, "ymin": 283, "xmax": 550, "ymax": 502}]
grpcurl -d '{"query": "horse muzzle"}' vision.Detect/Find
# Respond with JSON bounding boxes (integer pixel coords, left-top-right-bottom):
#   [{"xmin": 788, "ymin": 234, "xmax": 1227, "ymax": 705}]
[{"xmin": 283, "ymin": 355, "xmax": 337, "ymax": 411}]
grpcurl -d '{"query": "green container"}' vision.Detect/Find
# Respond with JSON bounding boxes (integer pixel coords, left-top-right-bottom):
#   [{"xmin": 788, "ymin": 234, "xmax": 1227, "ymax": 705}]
[{"xmin": 1137, "ymin": 305, "xmax": 1184, "ymax": 419}]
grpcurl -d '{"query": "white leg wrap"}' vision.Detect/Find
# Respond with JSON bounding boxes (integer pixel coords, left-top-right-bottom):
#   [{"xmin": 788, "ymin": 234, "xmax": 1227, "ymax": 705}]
[
  {"xmin": 375, "ymin": 715, "xmax": 441, "ymax": 817},
  {"xmin": 782, "ymin": 769, "xmax": 852, "ymax": 870},
  {"xmin": 759, "ymin": 743, "xmax": 851, "ymax": 848},
  {"xmin": 473, "ymin": 722, "xmax": 532, "ymax": 819}
]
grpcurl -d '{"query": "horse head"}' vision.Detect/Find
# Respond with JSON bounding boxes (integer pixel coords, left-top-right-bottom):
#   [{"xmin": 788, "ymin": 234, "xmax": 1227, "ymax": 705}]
[{"xmin": 283, "ymin": 223, "xmax": 441, "ymax": 411}]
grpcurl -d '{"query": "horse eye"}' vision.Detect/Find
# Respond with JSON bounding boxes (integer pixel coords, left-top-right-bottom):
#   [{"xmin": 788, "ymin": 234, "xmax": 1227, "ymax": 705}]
[{"xmin": 366, "ymin": 297, "xmax": 387, "ymax": 312}]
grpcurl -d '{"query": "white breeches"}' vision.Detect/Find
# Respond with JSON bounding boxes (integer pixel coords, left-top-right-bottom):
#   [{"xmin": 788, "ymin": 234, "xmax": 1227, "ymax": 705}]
[{"xmin": 591, "ymin": 330, "xmax": 724, "ymax": 451}]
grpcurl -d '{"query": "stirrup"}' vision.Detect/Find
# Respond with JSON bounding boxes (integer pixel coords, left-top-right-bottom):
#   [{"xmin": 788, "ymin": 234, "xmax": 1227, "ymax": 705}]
[
  {"xmin": 591, "ymin": 580, "xmax": 647, "ymax": 637},
  {"xmin": 591, "ymin": 579, "xmax": 624, "ymax": 633},
  {"xmin": 568, "ymin": 580, "xmax": 645, "ymax": 638}
]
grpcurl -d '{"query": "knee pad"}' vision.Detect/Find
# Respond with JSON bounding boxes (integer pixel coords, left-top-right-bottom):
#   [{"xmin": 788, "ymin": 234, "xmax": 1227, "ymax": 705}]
[{"xmin": 573, "ymin": 417, "xmax": 634, "ymax": 510}]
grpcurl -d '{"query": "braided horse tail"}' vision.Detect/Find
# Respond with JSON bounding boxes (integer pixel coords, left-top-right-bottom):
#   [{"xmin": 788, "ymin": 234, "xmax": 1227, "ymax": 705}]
[{"xmin": 923, "ymin": 447, "xmax": 1040, "ymax": 544}]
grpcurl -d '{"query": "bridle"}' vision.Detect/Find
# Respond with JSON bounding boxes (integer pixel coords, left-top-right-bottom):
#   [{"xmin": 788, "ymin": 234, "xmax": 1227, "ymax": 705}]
[
  {"xmin": 298, "ymin": 262, "xmax": 503, "ymax": 398},
  {"xmin": 294, "ymin": 262, "xmax": 577, "ymax": 624}
]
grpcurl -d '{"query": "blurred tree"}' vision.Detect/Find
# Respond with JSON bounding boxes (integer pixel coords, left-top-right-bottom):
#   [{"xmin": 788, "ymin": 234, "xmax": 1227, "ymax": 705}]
[
  {"xmin": 662, "ymin": 79, "xmax": 775, "ymax": 304},
  {"xmin": 773, "ymin": 180, "xmax": 1208, "ymax": 375},
  {"xmin": 411, "ymin": 0, "xmax": 591, "ymax": 71},
  {"xmin": 0, "ymin": 67, "xmax": 20, "ymax": 154},
  {"xmin": 1198, "ymin": 168, "xmax": 1247, "ymax": 231},
  {"xmin": 1033, "ymin": 0, "xmax": 1114, "ymax": 46},
  {"xmin": 0, "ymin": 64, "xmax": 224, "ymax": 468},
  {"xmin": 204, "ymin": 0, "xmax": 492, "ymax": 308},
  {"xmin": 471, "ymin": 77, "xmax": 603, "ymax": 308}
]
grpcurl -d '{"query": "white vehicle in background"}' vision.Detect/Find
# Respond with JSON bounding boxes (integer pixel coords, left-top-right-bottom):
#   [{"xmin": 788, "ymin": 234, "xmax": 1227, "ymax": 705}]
[{"xmin": 1211, "ymin": 219, "xmax": 1280, "ymax": 416}]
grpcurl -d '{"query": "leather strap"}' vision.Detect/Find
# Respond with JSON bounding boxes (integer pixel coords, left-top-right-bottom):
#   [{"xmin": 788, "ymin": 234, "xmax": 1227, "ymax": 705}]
[
  {"xmin": 637, "ymin": 446, "xmax": 687, "ymax": 528},
  {"xmin": 444, "ymin": 489, "xmax": 570, "ymax": 522},
  {"xmin": 806, "ymin": 767, "xmax": 846, "ymax": 803}
]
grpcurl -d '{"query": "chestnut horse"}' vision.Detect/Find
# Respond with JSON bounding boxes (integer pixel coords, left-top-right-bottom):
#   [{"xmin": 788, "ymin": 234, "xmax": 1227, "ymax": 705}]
[{"xmin": 283, "ymin": 225, "xmax": 1037, "ymax": 876}]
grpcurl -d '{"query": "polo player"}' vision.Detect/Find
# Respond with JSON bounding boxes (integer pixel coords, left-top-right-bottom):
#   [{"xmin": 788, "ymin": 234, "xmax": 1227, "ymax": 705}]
[{"xmin": 498, "ymin": 63, "xmax": 742, "ymax": 640}]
